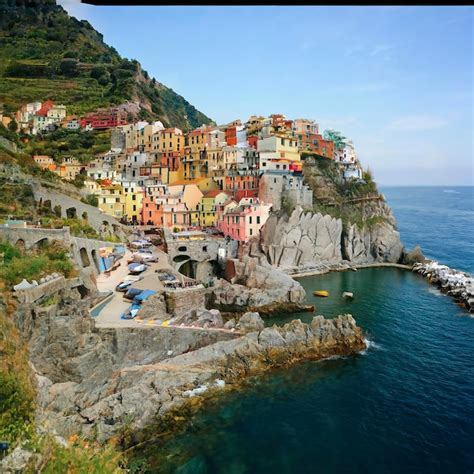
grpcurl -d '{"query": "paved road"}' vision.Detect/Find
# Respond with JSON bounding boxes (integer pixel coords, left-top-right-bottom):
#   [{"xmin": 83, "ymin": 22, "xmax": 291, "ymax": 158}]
[{"xmin": 93, "ymin": 248, "xmax": 174, "ymax": 328}]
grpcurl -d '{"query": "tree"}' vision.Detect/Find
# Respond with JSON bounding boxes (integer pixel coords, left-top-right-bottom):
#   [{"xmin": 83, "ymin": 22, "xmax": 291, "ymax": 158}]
[
  {"xmin": 90, "ymin": 66, "xmax": 107, "ymax": 79},
  {"xmin": 7, "ymin": 119, "xmax": 18, "ymax": 133},
  {"xmin": 59, "ymin": 58, "xmax": 78, "ymax": 77},
  {"xmin": 323, "ymin": 129, "xmax": 346, "ymax": 151}
]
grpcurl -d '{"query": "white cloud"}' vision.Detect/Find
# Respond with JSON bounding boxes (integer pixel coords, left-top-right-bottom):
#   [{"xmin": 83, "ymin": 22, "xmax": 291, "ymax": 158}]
[{"xmin": 385, "ymin": 115, "xmax": 449, "ymax": 132}]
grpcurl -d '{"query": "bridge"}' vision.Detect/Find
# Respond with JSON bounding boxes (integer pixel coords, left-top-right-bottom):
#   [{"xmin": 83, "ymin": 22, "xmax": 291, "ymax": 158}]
[{"xmin": 0, "ymin": 226, "xmax": 122, "ymax": 274}]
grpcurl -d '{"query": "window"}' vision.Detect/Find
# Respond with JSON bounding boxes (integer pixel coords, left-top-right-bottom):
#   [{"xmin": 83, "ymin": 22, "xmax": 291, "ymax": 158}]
[
  {"xmin": 249, "ymin": 216, "xmax": 252, "ymax": 224},
  {"xmin": 257, "ymin": 216, "xmax": 260, "ymax": 224},
  {"xmin": 250, "ymin": 228, "xmax": 253, "ymax": 236},
  {"xmin": 203, "ymin": 245, "xmax": 207, "ymax": 252},
  {"xmin": 133, "ymin": 205, "xmax": 136, "ymax": 211}
]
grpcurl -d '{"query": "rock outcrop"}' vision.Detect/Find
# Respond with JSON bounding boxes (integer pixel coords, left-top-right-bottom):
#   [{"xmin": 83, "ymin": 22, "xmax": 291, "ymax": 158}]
[
  {"xmin": 33, "ymin": 312, "xmax": 365, "ymax": 442},
  {"xmin": 236, "ymin": 312, "xmax": 265, "ymax": 332},
  {"xmin": 262, "ymin": 207, "xmax": 343, "ymax": 268},
  {"xmin": 209, "ymin": 256, "xmax": 308, "ymax": 313},
  {"xmin": 413, "ymin": 261, "xmax": 474, "ymax": 312},
  {"xmin": 260, "ymin": 203, "xmax": 403, "ymax": 270}
]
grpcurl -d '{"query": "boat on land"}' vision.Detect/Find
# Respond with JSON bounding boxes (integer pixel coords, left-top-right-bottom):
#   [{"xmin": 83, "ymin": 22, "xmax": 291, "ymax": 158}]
[{"xmin": 313, "ymin": 290, "xmax": 329, "ymax": 297}]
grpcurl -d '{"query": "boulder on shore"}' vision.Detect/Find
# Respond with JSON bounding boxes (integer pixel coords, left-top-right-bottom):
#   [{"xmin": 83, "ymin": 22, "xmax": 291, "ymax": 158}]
[{"xmin": 237, "ymin": 312, "xmax": 264, "ymax": 332}]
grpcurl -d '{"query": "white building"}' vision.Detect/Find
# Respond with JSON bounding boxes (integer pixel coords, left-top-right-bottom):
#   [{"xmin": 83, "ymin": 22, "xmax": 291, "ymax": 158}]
[{"xmin": 335, "ymin": 141, "xmax": 356, "ymax": 164}]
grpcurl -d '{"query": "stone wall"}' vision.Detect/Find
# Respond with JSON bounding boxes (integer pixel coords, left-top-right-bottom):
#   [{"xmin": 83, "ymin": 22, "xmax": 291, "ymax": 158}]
[
  {"xmin": 166, "ymin": 236, "xmax": 238, "ymax": 281},
  {"xmin": 0, "ymin": 226, "xmax": 123, "ymax": 274},
  {"xmin": 31, "ymin": 182, "xmax": 126, "ymax": 238},
  {"xmin": 164, "ymin": 286, "xmax": 207, "ymax": 317},
  {"xmin": 258, "ymin": 173, "xmax": 313, "ymax": 211}
]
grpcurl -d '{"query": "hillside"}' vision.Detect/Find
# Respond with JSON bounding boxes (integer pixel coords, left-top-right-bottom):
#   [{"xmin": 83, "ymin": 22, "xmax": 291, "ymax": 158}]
[{"xmin": 0, "ymin": 0, "xmax": 213, "ymax": 130}]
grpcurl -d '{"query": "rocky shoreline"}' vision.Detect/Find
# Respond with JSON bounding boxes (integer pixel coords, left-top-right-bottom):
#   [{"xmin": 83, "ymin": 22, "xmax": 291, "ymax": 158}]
[{"xmin": 412, "ymin": 261, "xmax": 474, "ymax": 313}]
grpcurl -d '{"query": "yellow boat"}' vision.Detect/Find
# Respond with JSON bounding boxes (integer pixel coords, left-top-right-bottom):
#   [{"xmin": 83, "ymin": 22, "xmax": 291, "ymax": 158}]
[{"xmin": 313, "ymin": 290, "xmax": 329, "ymax": 297}]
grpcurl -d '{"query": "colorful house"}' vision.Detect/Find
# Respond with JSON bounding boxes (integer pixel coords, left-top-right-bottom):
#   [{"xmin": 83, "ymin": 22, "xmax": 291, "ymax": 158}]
[
  {"xmin": 122, "ymin": 180, "xmax": 144, "ymax": 224},
  {"xmin": 217, "ymin": 198, "xmax": 272, "ymax": 242},
  {"xmin": 33, "ymin": 155, "xmax": 55, "ymax": 171},
  {"xmin": 199, "ymin": 190, "xmax": 232, "ymax": 227},
  {"xmin": 98, "ymin": 184, "xmax": 126, "ymax": 218},
  {"xmin": 258, "ymin": 135, "xmax": 300, "ymax": 169}
]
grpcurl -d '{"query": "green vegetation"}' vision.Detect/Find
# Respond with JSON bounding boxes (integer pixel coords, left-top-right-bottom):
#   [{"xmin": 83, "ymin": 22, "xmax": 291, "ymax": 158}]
[
  {"xmin": 0, "ymin": 147, "xmax": 60, "ymax": 185},
  {"xmin": 0, "ymin": 240, "xmax": 75, "ymax": 287},
  {"xmin": 0, "ymin": 1, "xmax": 212, "ymax": 129},
  {"xmin": 323, "ymin": 129, "xmax": 346, "ymax": 151},
  {"xmin": 39, "ymin": 216, "xmax": 100, "ymax": 239},
  {"xmin": 302, "ymin": 157, "xmax": 388, "ymax": 229},
  {"xmin": 32, "ymin": 436, "xmax": 124, "ymax": 473},
  {"xmin": 81, "ymin": 194, "xmax": 99, "ymax": 207},
  {"xmin": 24, "ymin": 128, "xmax": 111, "ymax": 163}
]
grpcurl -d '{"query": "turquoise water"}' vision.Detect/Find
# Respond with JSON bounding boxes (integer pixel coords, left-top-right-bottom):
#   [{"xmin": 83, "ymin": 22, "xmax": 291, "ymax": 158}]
[
  {"xmin": 382, "ymin": 186, "xmax": 474, "ymax": 273},
  {"xmin": 138, "ymin": 187, "xmax": 474, "ymax": 473}
]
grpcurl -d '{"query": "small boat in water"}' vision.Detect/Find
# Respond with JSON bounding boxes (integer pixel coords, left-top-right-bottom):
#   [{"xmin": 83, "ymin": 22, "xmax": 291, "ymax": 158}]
[
  {"xmin": 342, "ymin": 291, "xmax": 354, "ymax": 299},
  {"xmin": 313, "ymin": 290, "xmax": 329, "ymax": 297}
]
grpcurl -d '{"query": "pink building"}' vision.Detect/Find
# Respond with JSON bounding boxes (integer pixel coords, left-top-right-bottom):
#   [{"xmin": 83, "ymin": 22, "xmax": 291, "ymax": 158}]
[{"xmin": 217, "ymin": 198, "xmax": 272, "ymax": 242}]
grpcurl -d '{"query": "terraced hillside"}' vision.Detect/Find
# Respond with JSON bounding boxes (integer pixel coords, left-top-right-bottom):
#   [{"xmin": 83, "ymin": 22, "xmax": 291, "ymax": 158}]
[{"xmin": 0, "ymin": 0, "xmax": 213, "ymax": 130}]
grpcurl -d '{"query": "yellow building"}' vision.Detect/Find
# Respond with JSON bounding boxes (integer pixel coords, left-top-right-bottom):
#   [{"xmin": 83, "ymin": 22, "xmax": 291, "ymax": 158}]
[
  {"xmin": 122, "ymin": 182, "xmax": 144, "ymax": 224},
  {"xmin": 199, "ymin": 190, "xmax": 232, "ymax": 227},
  {"xmin": 152, "ymin": 127, "xmax": 184, "ymax": 154},
  {"xmin": 257, "ymin": 134, "xmax": 300, "ymax": 169},
  {"xmin": 98, "ymin": 185, "xmax": 125, "ymax": 218},
  {"xmin": 182, "ymin": 127, "xmax": 210, "ymax": 180}
]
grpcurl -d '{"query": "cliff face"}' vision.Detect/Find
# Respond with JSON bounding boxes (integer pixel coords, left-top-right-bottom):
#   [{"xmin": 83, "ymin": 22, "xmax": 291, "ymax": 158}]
[
  {"xmin": 210, "ymin": 256, "xmax": 307, "ymax": 313},
  {"xmin": 260, "ymin": 203, "xmax": 403, "ymax": 270},
  {"xmin": 258, "ymin": 157, "xmax": 404, "ymax": 270},
  {"xmin": 13, "ymin": 275, "xmax": 365, "ymax": 443}
]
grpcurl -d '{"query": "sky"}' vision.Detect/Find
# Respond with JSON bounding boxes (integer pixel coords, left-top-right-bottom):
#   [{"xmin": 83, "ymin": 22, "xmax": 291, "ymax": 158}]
[{"xmin": 58, "ymin": 2, "xmax": 473, "ymax": 186}]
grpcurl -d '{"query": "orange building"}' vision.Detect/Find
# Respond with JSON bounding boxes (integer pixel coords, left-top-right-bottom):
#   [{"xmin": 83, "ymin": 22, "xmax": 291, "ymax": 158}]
[
  {"xmin": 297, "ymin": 133, "xmax": 334, "ymax": 159},
  {"xmin": 225, "ymin": 126, "xmax": 237, "ymax": 146},
  {"xmin": 224, "ymin": 174, "xmax": 260, "ymax": 201}
]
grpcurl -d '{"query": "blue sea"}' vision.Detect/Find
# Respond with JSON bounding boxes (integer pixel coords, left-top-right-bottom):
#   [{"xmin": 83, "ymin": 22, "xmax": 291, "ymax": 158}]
[{"xmin": 138, "ymin": 186, "xmax": 474, "ymax": 474}]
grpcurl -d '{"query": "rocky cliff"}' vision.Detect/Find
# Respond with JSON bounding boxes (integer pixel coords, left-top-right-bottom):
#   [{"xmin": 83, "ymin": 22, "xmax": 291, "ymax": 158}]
[
  {"xmin": 12, "ymin": 275, "xmax": 365, "ymax": 444},
  {"xmin": 209, "ymin": 256, "xmax": 308, "ymax": 313},
  {"xmin": 257, "ymin": 157, "xmax": 404, "ymax": 270}
]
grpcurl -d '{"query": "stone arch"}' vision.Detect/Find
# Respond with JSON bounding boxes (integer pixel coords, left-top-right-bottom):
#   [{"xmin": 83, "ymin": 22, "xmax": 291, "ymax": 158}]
[
  {"xmin": 177, "ymin": 258, "xmax": 198, "ymax": 279},
  {"xmin": 33, "ymin": 237, "xmax": 49, "ymax": 250},
  {"xmin": 91, "ymin": 249, "xmax": 100, "ymax": 272},
  {"xmin": 173, "ymin": 254, "xmax": 190, "ymax": 263},
  {"xmin": 66, "ymin": 207, "xmax": 77, "ymax": 219},
  {"xmin": 16, "ymin": 238, "xmax": 25, "ymax": 250},
  {"xmin": 177, "ymin": 245, "xmax": 187, "ymax": 252},
  {"xmin": 79, "ymin": 247, "xmax": 91, "ymax": 267}
]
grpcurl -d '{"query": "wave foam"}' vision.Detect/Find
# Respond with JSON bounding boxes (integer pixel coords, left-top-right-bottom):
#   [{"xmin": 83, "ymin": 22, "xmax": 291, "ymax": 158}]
[{"xmin": 360, "ymin": 338, "xmax": 383, "ymax": 355}]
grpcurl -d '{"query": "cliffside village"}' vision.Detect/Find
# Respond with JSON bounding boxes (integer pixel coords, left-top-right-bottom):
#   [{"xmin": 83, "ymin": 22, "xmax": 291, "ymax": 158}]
[{"xmin": 9, "ymin": 101, "xmax": 364, "ymax": 243}]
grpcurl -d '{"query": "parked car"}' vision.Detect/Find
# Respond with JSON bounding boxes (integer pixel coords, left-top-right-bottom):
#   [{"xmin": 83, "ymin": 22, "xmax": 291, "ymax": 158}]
[
  {"xmin": 124, "ymin": 288, "xmax": 143, "ymax": 301},
  {"xmin": 133, "ymin": 289, "xmax": 157, "ymax": 304},
  {"xmin": 121, "ymin": 302, "xmax": 141, "ymax": 320},
  {"xmin": 128, "ymin": 263, "xmax": 147, "ymax": 274}
]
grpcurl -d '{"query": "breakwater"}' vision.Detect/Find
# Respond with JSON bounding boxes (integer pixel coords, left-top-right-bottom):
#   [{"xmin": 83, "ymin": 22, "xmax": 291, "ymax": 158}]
[{"xmin": 413, "ymin": 261, "xmax": 474, "ymax": 313}]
